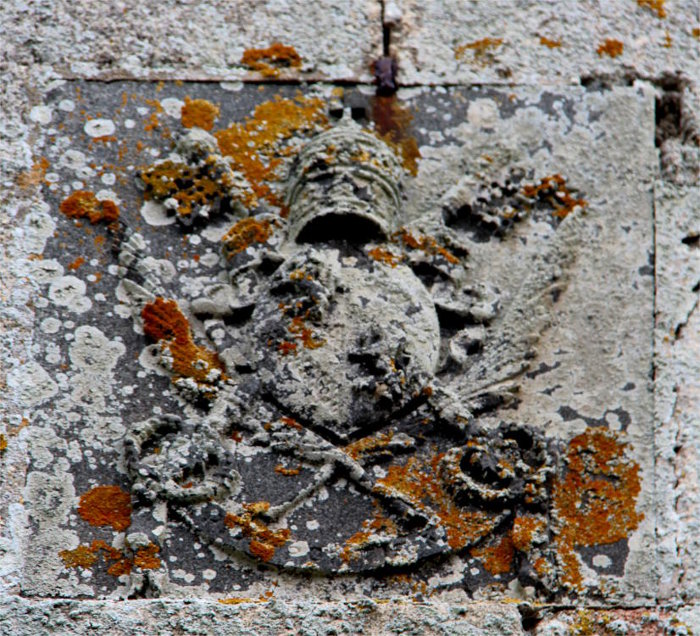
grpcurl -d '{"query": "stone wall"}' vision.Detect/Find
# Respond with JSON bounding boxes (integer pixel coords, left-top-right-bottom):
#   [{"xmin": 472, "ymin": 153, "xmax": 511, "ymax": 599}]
[{"xmin": 1, "ymin": 1, "xmax": 698, "ymax": 633}]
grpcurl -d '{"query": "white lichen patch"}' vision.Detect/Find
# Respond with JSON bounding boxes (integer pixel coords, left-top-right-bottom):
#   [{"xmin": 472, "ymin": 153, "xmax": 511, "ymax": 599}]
[
  {"xmin": 140, "ymin": 200, "xmax": 176, "ymax": 226},
  {"xmin": 29, "ymin": 105, "xmax": 52, "ymax": 125},
  {"xmin": 288, "ymin": 541, "xmax": 310, "ymax": 558},
  {"xmin": 7, "ymin": 361, "xmax": 58, "ymax": 408},
  {"xmin": 60, "ymin": 149, "xmax": 87, "ymax": 172},
  {"xmin": 29, "ymin": 259, "xmax": 64, "ymax": 285},
  {"xmin": 19, "ymin": 207, "xmax": 55, "ymax": 255},
  {"xmin": 40, "ymin": 317, "xmax": 61, "ymax": 334},
  {"xmin": 466, "ymin": 98, "xmax": 500, "ymax": 128},
  {"xmin": 84, "ymin": 118, "xmax": 116, "ymax": 138},
  {"xmin": 68, "ymin": 326, "xmax": 125, "ymax": 413},
  {"xmin": 58, "ymin": 99, "xmax": 75, "ymax": 112},
  {"xmin": 69, "ymin": 326, "xmax": 125, "ymax": 374},
  {"xmin": 160, "ymin": 97, "xmax": 185, "ymax": 118},
  {"xmin": 48, "ymin": 276, "xmax": 92, "ymax": 314}
]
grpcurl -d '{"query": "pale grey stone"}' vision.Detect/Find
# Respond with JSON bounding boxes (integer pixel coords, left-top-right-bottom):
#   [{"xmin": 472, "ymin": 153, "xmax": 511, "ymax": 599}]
[
  {"xmin": 388, "ymin": 0, "xmax": 700, "ymax": 86},
  {"xmin": 0, "ymin": 597, "xmax": 524, "ymax": 635},
  {"xmin": 0, "ymin": 0, "xmax": 699, "ymax": 630}
]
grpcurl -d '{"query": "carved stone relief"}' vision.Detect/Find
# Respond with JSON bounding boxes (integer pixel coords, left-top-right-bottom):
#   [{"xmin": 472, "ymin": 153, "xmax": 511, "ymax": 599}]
[{"xmin": 20, "ymin": 81, "xmax": 654, "ymax": 602}]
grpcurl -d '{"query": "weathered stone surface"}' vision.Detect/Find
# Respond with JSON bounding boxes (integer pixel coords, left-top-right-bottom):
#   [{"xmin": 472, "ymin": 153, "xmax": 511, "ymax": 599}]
[
  {"xmin": 6, "ymin": 78, "xmax": 654, "ymax": 606},
  {"xmin": 0, "ymin": 0, "xmax": 380, "ymax": 81},
  {"xmin": 0, "ymin": 597, "xmax": 525, "ymax": 636},
  {"xmin": 535, "ymin": 607, "xmax": 696, "ymax": 634},
  {"xmin": 388, "ymin": 0, "xmax": 700, "ymax": 86},
  {"xmin": 1, "ymin": 0, "xmax": 699, "ymax": 632}
]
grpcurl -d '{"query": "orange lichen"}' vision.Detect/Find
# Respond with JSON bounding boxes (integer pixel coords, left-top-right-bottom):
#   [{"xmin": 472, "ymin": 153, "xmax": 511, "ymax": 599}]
[
  {"xmin": 692, "ymin": 27, "xmax": 700, "ymax": 39},
  {"xmin": 0, "ymin": 434, "xmax": 6, "ymax": 454},
  {"xmin": 221, "ymin": 217, "xmax": 273, "ymax": 257},
  {"xmin": 539, "ymin": 36, "xmax": 562, "ymax": 48},
  {"xmin": 134, "ymin": 543, "xmax": 161, "ymax": 570},
  {"xmin": 215, "ymin": 94, "xmax": 328, "ymax": 208},
  {"xmin": 636, "ymin": 0, "xmax": 666, "ymax": 18},
  {"xmin": 375, "ymin": 456, "xmax": 498, "ymax": 551},
  {"xmin": 241, "ymin": 43, "xmax": 302, "ymax": 77},
  {"xmin": 278, "ymin": 341, "xmax": 298, "ymax": 355},
  {"xmin": 60, "ymin": 545, "xmax": 99, "ymax": 569},
  {"xmin": 140, "ymin": 156, "xmax": 240, "ymax": 218},
  {"xmin": 289, "ymin": 269, "xmax": 314, "ymax": 282},
  {"xmin": 596, "ymin": 39, "xmax": 624, "ymax": 58},
  {"xmin": 218, "ymin": 597, "xmax": 257, "ymax": 605},
  {"xmin": 141, "ymin": 98, "xmax": 172, "ymax": 139},
  {"xmin": 370, "ymin": 96, "xmax": 421, "ymax": 176},
  {"xmin": 17, "ymin": 157, "xmax": 49, "ymax": 189},
  {"xmin": 218, "ymin": 592, "xmax": 273, "ymax": 605},
  {"xmin": 59, "ymin": 191, "xmax": 120, "ymax": 224},
  {"xmin": 274, "ymin": 464, "xmax": 301, "ymax": 476},
  {"xmin": 67, "ymin": 256, "xmax": 85, "ymax": 271},
  {"xmin": 553, "ymin": 429, "xmax": 643, "ymax": 589},
  {"xmin": 341, "ymin": 513, "xmax": 398, "ymax": 562},
  {"xmin": 511, "ymin": 515, "xmax": 545, "ymax": 552},
  {"xmin": 78, "ymin": 485, "xmax": 132, "ymax": 532},
  {"xmin": 181, "ymin": 97, "xmax": 220, "ymax": 131},
  {"xmin": 225, "ymin": 501, "xmax": 291, "ymax": 562},
  {"xmin": 343, "ymin": 431, "xmax": 394, "ymax": 461},
  {"xmin": 368, "ymin": 246, "xmax": 403, "ymax": 268},
  {"xmin": 280, "ymin": 416, "xmax": 303, "ymax": 430},
  {"xmin": 288, "ymin": 315, "xmax": 325, "ymax": 350},
  {"xmin": 60, "ymin": 540, "xmax": 158, "ymax": 576},
  {"xmin": 662, "ymin": 31, "xmax": 673, "ymax": 48},
  {"xmin": 143, "ymin": 100, "xmax": 161, "ymax": 133},
  {"xmin": 471, "ymin": 532, "xmax": 515, "ymax": 575},
  {"xmin": 455, "ymin": 38, "xmax": 504, "ymax": 61},
  {"xmin": 7, "ymin": 418, "xmax": 28, "ymax": 437},
  {"xmin": 249, "ymin": 540, "xmax": 276, "ymax": 561},
  {"xmin": 142, "ymin": 297, "xmax": 225, "ymax": 389},
  {"xmin": 521, "ymin": 174, "xmax": 587, "ymax": 218},
  {"xmin": 395, "ymin": 229, "xmax": 460, "ymax": 264},
  {"xmin": 276, "ymin": 300, "xmax": 326, "ymax": 354}
]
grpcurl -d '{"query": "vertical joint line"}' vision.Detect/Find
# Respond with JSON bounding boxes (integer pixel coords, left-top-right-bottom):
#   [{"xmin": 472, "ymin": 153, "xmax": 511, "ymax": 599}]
[{"xmin": 380, "ymin": 1, "xmax": 391, "ymax": 56}]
